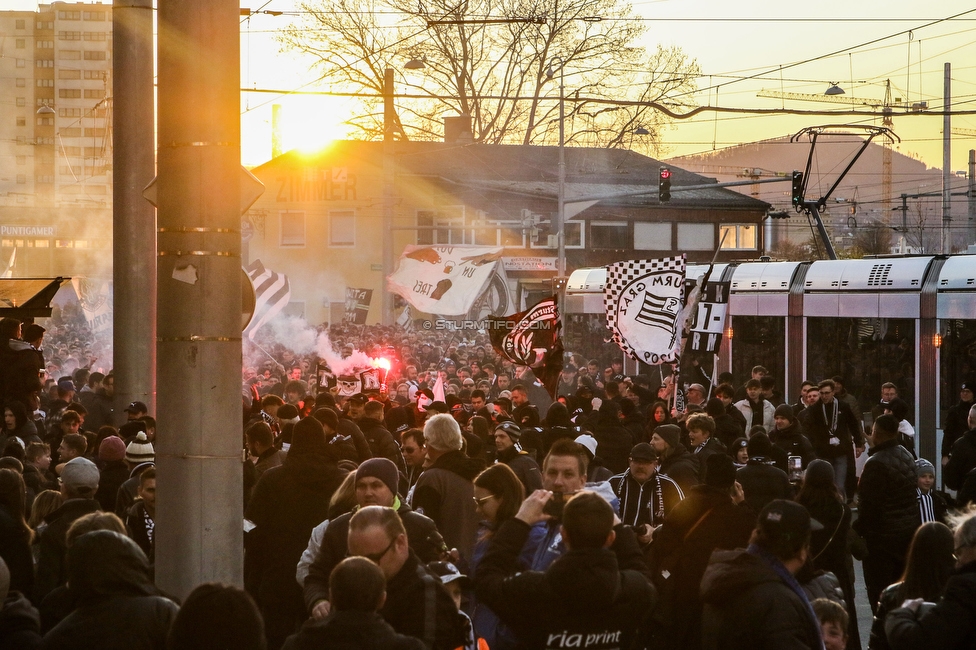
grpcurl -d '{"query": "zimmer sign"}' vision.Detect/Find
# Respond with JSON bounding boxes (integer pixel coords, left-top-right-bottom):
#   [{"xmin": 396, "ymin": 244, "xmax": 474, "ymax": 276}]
[{"xmin": 1, "ymin": 225, "xmax": 57, "ymax": 237}]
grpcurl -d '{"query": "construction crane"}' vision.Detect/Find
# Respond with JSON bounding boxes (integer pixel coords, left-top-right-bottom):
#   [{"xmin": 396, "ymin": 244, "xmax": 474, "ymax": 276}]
[{"xmin": 758, "ymin": 80, "xmax": 924, "ymax": 222}]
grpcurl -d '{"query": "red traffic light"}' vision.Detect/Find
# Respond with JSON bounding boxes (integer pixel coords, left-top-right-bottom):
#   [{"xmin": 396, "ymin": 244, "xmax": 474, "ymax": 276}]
[{"xmin": 660, "ymin": 169, "xmax": 672, "ymax": 179}]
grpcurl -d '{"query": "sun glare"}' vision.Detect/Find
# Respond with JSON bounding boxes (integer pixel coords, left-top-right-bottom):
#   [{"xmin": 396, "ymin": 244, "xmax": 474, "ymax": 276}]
[{"xmin": 279, "ymin": 100, "xmax": 351, "ymax": 154}]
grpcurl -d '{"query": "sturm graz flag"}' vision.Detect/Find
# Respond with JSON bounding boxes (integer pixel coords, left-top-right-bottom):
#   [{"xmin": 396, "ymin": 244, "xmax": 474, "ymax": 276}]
[{"xmin": 488, "ymin": 296, "xmax": 563, "ymax": 398}]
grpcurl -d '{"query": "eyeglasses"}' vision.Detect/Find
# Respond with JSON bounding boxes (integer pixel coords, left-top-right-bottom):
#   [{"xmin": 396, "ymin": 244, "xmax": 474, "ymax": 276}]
[
  {"xmin": 360, "ymin": 537, "xmax": 397, "ymax": 564},
  {"xmin": 473, "ymin": 494, "xmax": 496, "ymax": 506}
]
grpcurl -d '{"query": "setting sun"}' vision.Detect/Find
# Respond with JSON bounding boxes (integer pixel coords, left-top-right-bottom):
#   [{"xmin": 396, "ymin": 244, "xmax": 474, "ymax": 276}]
[{"xmin": 277, "ymin": 97, "xmax": 356, "ymax": 155}]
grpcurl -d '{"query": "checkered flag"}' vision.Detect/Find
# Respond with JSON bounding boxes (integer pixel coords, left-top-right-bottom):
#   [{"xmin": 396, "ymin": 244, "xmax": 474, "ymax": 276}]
[{"xmin": 604, "ymin": 256, "xmax": 685, "ymax": 364}]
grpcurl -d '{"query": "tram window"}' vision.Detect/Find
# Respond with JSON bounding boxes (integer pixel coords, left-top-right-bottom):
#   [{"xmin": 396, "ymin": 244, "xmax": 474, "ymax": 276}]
[
  {"xmin": 940, "ymin": 320, "xmax": 976, "ymax": 419},
  {"xmin": 563, "ymin": 314, "xmax": 613, "ymax": 364},
  {"xmin": 806, "ymin": 318, "xmax": 915, "ymax": 421},
  {"xmin": 730, "ymin": 316, "xmax": 786, "ymax": 395}
]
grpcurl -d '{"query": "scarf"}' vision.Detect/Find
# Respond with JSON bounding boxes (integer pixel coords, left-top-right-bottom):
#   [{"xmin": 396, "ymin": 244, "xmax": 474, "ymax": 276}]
[
  {"xmin": 917, "ymin": 488, "xmax": 937, "ymax": 524},
  {"xmin": 821, "ymin": 400, "xmax": 839, "ymax": 435},
  {"xmin": 747, "ymin": 398, "xmax": 764, "ymax": 428},
  {"xmin": 747, "ymin": 543, "xmax": 825, "ymax": 650}
]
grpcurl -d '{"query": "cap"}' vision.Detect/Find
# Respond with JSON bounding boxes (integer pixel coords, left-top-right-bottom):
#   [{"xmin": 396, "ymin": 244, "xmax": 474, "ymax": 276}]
[
  {"xmin": 575, "ymin": 433, "xmax": 598, "ymax": 458},
  {"xmin": 61, "ymin": 457, "xmax": 99, "ymax": 493},
  {"xmin": 347, "ymin": 393, "xmax": 368, "ymax": 404},
  {"xmin": 494, "ymin": 420, "xmax": 522, "ymax": 442},
  {"xmin": 757, "ymin": 500, "xmax": 823, "ymax": 545},
  {"xmin": 125, "ymin": 431, "xmax": 155, "ymax": 464},
  {"xmin": 427, "ymin": 561, "xmax": 471, "ymax": 589},
  {"xmin": 562, "ymin": 364, "xmax": 578, "ymax": 373},
  {"xmin": 124, "ymin": 401, "xmax": 148, "ymax": 414},
  {"xmin": 57, "ymin": 378, "xmax": 76, "ymax": 392},
  {"xmin": 962, "ymin": 380, "xmax": 974, "ymax": 392},
  {"xmin": 629, "ymin": 442, "xmax": 656, "ymax": 462}
]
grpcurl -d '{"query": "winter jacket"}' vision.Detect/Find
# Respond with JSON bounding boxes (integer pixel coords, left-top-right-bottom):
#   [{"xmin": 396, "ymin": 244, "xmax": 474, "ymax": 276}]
[
  {"xmin": 945, "ymin": 429, "xmax": 976, "ymax": 491},
  {"xmin": 0, "ymin": 504, "xmax": 33, "ymax": 598},
  {"xmin": 713, "ymin": 414, "xmax": 745, "ymax": 449},
  {"xmin": 693, "ymin": 436, "xmax": 728, "ymax": 475},
  {"xmin": 647, "ymin": 485, "xmax": 755, "ymax": 649},
  {"xmin": 114, "ymin": 462, "xmax": 154, "ymax": 519},
  {"xmin": 942, "ymin": 400, "xmax": 975, "ymax": 459},
  {"xmin": 282, "ymin": 610, "xmax": 425, "ymax": 650},
  {"xmin": 0, "ymin": 591, "xmax": 41, "ymax": 650},
  {"xmin": 124, "ymin": 500, "xmax": 154, "ymax": 564},
  {"xmin": 302, "ymin": 502, "xmax": 445, "ymax": 612},
  {"xmin": 495, "ymin": 446, "xmax": 543, "ymax": 495},
  {"xmin": 658, "ymin": 445, "xmax": 700, "ymax": 494},
  {"xmin": 94, "ymin": 460, "xmax": 130, "ymax": 513},
  {"xmin": 378, "ymin": 550, "xmax": 467, "ymax": 650},
  {"xmin": 734, "ymin": 398, "xmax": 775, "ymax": 433},
  {"xmin": 800, "ymin": 398, "xmax": 864, "ymax": 460},
  {"xmin": 608, "ymin": 470, "xmax": 684, "ymax": 529},
  {"xmin": 868, "ymin": 581, "xmax": 904, "ymax": 650},
  {"xmin": 736, "ymin": 460, "xmax": 792, "ymax": 514},
  {"xmin": 0, "ymin": 338, "xmax": 42, "ymax": 406},
  {"xmin": 40, "ymin": 530, "xmax": 178, "ymax": 650},
  {"xmin": 769, "ymin": 422, "xmax": 816, "ymax": 469},
  {"xmin": 244, "ymin": 448, "xmax": 347, "ymax": 628},
  {"xmin": 854, "ymin": 438, "xmax": 921, "ymax": 551},
  {"xmin": 33, "ymin": 498, "xmax": 100, "ymax": 603},
  {"xmin": 411, "ymin": 450, "xmax": 485, "ymax": 563},
  {"xmin": 475, "ymin": 517, "xmax": 655, "ymax": 650},
  {"xmin": 593, "ymin": 419, "xmax": 634, "ymax": 475},
  {"xmin": 700, "ymin": 549, "xmax": 823, "ymax": 650},
  {"xmin": 885, "ymin": 560, "xmax": 976, "ymax": 650},
  {"xmin": 359, "ymin": 418, "xmax": 407, "ymax": 474}
]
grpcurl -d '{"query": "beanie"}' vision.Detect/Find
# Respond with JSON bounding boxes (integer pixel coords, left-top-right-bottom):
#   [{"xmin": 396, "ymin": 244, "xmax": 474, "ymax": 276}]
[
  {"xmin": 277, "ymin": 404, "xmax": 300, "ymax": 423},
  {"xmin": 119, "ymin": 420, "xmax": 147, "ymax": 443},
  {"xmin": 312, "ymin": 408, "xmax": 339, "ymax": 432},
  {"xmin": 915, "ymin": 458, "xmax": 936, "ymax": 477},
  {"xmin": 356, "ymin": 458, "xmax": 399, "ymax": 497},
  {"xmin": 125, "ymin": 432, "xmax": 155, "ymax": 464},
  {"xmin": 746, "ymin": 432, "xmax": 773, "ymax": 459},
  {"xmin": 653, "ymin": 424, "xmax": 681, "ymax": 450},
  {"xmin": 494, "ymin": 421, "xmax": 521, "ymax": 442},
  {"xmin": 98, "ymin": 435, "xmax": 126, "ymax": 462},
  {"xmin": 291, "ymin": 417, "xmax": 327, "ymax": 456},
  {"xmin": 704, "ymin": 453, "xmax": 737, "ymax": 489},
  {"xmin": 773, "ymin": 404, "xmax": 795, "ymax": 423}
]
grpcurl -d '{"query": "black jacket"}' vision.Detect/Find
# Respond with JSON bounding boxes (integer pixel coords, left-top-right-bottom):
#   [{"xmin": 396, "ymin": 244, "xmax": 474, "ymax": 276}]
[
  {"xmin": 885, "ymin": 561, "xmax": 976, "ymax": 650},
  {"xmin": 693, "ymin": 437, "xmax": 728, "ymax": 475},
  {"xmin": 593, "ymin": 418, "xmax": 634, "ymax": 475},
  {"xmin": 411, "ymin": 450, "xmax": 485, "ymax": 563},
  {"xmin": 713, "ymin": 414, "xmax": 744, "ymax": 449},
  {"xmin": 868, "ymin": 581, "xmax": 904, "ymax": 650},
  {"xmin": 380, "ymin": 550, "xmax": 466, "ymax": 650},
  {"xmin": 303, "ymin": 503, "xmax": 445, "ymax": 612},
  {"xmin": 736, "ymin": 460, "xmax": 792, "ymax": 514},
  {"xmin": 769, "ymin": 422, "xmax": 816, "ymax": 469},
  {"xmin": 854, "ymin": 438, "xmax": 921, "ymax": 550},
  {"xmin": 34, "ymin": 498, "xmax": 100, "ymax": 603},
  {"xmin": 495, "ymin": 446, "xmax": 543, "ymax": 494},
  {"xmin": 800, "ymin": 398, "xmax": 864, "ymax": 460},
  {"xmin": 94, "ymin": 460, "xmax": 129, "ymax": 513},
  {"xmin": 945, "ymin": 429, "xmax": 976, "ymax": 491},
  {"xmin": 0, "ymin": 504, "xmax": 33, "ymax": 598},
  {"xmin": 358, "ymin": 418, "xmax": 407, "ymax": 475},
  {"xmin": 0, "ymin": 591, "xmax": 41, "ymax": 650},
  {"xmin": 283, "ymin": 610, "xmax": 425, "ymax": 650},
  {"xmin": 475, "ymin": 518, "xmax": 655, "ymax": 650},
  {"xmin": 41, "ymin": 530, "xmax": 178, "ymax": 650},
  {"xmin": 659, "ymin": 445, "xmax": 700, "ymax": 494},
  {"xmin": 700, "ymin": 549, "xmax": 823, "ymax": 650},
  {"xmin": 609, "ymin": 470, "xmax": 684, "ymax": 528},
  {"xmin": 942, "ymin": 400, "xmax": 975, "ymax": 459}
]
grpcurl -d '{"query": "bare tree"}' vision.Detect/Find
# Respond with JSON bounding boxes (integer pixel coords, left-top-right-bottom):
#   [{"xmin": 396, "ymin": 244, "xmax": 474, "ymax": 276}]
[
  {"xmin": 848, "ymin": 223, "xmax": 892, "ymax": 258},
  {"xmin": 279, "ymin": 0, "xmax": 699, "ymax": 151}
]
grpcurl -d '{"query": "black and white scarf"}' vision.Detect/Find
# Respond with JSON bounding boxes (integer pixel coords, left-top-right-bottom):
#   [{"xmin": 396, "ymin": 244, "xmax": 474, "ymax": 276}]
[{"xmin": 917, "ymin": 488, "xmax": 937, "ymax": 524}]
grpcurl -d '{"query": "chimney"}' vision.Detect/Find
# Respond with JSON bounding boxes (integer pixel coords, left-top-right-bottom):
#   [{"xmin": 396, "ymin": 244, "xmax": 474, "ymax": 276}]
[{"xmin": 444, "ymin": 114, "xmax": 473, "ymax": 144}]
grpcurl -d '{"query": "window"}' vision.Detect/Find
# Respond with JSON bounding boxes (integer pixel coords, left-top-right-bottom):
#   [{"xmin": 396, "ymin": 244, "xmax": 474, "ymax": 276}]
[
  {"xmin": 36, "ymin": 79, "xmax": 54, "ymax": 87},
  {"xmin": 15, "ymin": 39, "xmax": 25, "ymax": 49},
  {"xmin": 60, "ymin": 127, "xmax": 82, "ymax": 137},
  {"xmin": 527, "ymin": 219, "xmax": 583, "ymax": 249},
  {"xmin": 17, "ymin": 117, "xmax": 26, "ymax": 127},
  {"xmin": 634, "ymin": 222, "xmax": 672, "ymax": 250},
  {"xmin": 16, "ymin": 175, "xmax": 26, "ymax": 185},
  {"xmin": 59, "ymin": 11, "xmax": 81, "ymax": 20},
  {"xmin": 83, "ymin": 50, "xmax": 106, "ymax": 61},
  {"xmin": 36, "ymin": 40, "xmax": 53, "ymax": 49},
  {"xmin": 15, "ymin": 79, "xmax": 25, "ymax": 87},
  {"xmin": 590, "ymin": 222, "xmax": 629, "ymax": 249},
  {"xmin": 83, "ymin": 32, "xmax": 107, "ymax": 41},
  {"xmin": 36, "ymin": 175, "xmax": 54, "ymax": 184},
  {"xmin": 36, "ymin": 59, "xmax": 54, "ymax": 67},
  {"xmin": 676, "ymin": 223, "xmax": 715, "ymax": 251},
  {"xmin": 416, "ymin": 206, "xmax": 468, "ymax": 245},
  {"xmin": 83, "ymin": 89, "xmax": 103, "ymax": 99},
  {"xmin": 84, "ymin": 70, "xmax": 104, "ymax": 80},
  {"xmin": 59, "ymin": 69, "xmax": 81, "ymax": 79},
  {"xmin": 329, "ymin": 211, "xmax": 356, "ymax": 247},
  {"xmin": 59, "ymin": 89, "xmax": 82, "ymax": 98},
  {"xmin": 85, "ymin": 127, "xmax": 106, "ymax": 137},
  {"xmin": 719, "ymin": 224, "xmax": 758, "ymax": 250},
  {"xmin": 83, "ymin": 11, "xmax": 107, "ymax": 21},
  {"xmin": 59, "ymin": 31, "xmax": 81, "ymax": 40},
  {"xmin": 279, "ymin": 211, "xmax": 305, "ymax": 247},
  {"xmin": 15, "ymin": 98, "xmax": 25, "ymax": 107},
  {"xmin": 59, "ymin": 107, "xmax": 82, "ymax": 117},
  {"xmin": 16, "ymin": 59, "xmax": 25, "ymax": 68},
  {"xmin": 37, "ymin": 117, "xmax": 54, "ymax": 126},
  {"xmin": 37, "ymin": 21, "xmax": 53, "ymax": 29},
  {"xmin": 59, "ymin": 50, "xmax": 81, "ymax": 60},
  {"xmin": 16, "ymin": 19, "xmax": 25, "ymax": 29}
]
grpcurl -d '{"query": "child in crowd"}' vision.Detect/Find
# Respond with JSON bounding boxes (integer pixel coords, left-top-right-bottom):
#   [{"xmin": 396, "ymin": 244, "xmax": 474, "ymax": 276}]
[
  {"xmin": 915, "ymin": 458, "xmax": 949, "ymax": 524},
  {"xmin": 812, "ymin": 598, "xmax": 848, "ymax": 650}
]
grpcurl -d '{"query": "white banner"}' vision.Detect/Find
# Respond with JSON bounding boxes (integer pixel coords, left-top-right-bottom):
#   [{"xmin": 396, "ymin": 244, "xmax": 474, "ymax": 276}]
[
  {"xmin": 387, "ymin": 245, "xmax": 503, "ymax": 316},
  {"xmin": 605, "ymin": 256, "xmax": 685, "ymax": 365},
  {"xmin": 71, "ymin": 277, "xmax": 113, "ymax": 334}
]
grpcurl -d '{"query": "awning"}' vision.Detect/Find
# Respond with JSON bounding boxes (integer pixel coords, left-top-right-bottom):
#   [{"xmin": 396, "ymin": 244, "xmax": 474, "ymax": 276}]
[{"xmin": 0, "ymin": 278, "xmax": 67, "ymax": 319}]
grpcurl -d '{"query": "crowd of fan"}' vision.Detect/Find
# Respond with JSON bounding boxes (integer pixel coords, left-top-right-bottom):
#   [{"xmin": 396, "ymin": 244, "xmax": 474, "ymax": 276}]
[{"xmin": 0, "ymin": 315, "xmax": 976, "ymax": 648}]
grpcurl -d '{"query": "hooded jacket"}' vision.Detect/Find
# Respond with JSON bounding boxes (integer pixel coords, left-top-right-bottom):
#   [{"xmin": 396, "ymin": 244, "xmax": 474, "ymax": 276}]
[
  {"xmin": 658, "ymin": 445, "xmax": 700, "ymax": 494},
  {"xmin": 495, "ymin": 445, "xmax": 543, "ymax": 494},
  {"xmin": 942, "ymin": 398, "xmax": 975, "ymax": 459},
  {"xmin": 769, "ymin": 422, "xmax": 816, "ymax": 469},
  {"xmin": 358, "ymin": 417, "xmax": 407, "ymax": 475},
  {"xmin": 0, "ymin": 591, "xmax": 41, "ymax": 650},
  {"xmin": 608, "ymin": 469, "xmax": 684, "ymax": 529},
  {"xmin": 593, "ymin": 410, "xmax": 634, "ymax": 475},
  {"xmin": 700, "ymin": 549, "xmax": 823, "ymax": 650},
  {"xmin": 34, "ymin": 498, "xmax": 100, "ymax": 603},
  {"xmin": 411, "ymin": 450, "xmax": 485, "ymax": 563},
  {"xmin": 41, "ymin": 530, "xmax": 178, "ymax": 650},
  {"xmin": 475, "ymin": 517, "xmax": 655, "ymax": 650},
  {"xmin": 736, "ymin": 460, "xmax": 792, "ymax": 514},
  {"xmin": 282, "ymin": 610, "xmax": 425, "ymax": 650}
]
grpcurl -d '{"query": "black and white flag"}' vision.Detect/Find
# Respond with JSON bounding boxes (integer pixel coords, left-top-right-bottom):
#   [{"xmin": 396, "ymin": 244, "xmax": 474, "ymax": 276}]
[
  {"xmin": 244, "ymin": 259, "xmax": 291, "ymax": 341},
  {"xmin": 487, "ymin": 296, "xmax": 563, "ymax": 398},
  {"xmin": 605, "ymin": 256, "xmax": 686, "ymax": 365},
  {"xmin": 687, "ymin": 281, "xmax": 730, "ymax": 353}
]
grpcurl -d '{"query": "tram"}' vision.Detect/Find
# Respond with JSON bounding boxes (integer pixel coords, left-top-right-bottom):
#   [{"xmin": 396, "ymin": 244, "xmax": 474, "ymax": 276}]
[{"xmin": 564, "ymin": 255, "xmax": 976, "ymax": 468}]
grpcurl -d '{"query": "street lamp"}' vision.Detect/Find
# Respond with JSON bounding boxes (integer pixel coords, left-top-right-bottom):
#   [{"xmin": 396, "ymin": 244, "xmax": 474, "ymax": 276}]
[{"xmin": 545, "ymin": 57, "xmax": 566, "ymax": 296}]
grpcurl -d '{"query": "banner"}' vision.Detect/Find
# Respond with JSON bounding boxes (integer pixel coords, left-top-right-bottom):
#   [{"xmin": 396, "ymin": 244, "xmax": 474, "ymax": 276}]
[
  {"xmin": 487, "ymin": 296, "xmax": 563, "ymax": 398},
  {"xmin": 244, "ymin": 259, "xmax": 291, "ymax": 340},
  {"xmin": 71, "ymin": 277, "xmax": 113, "ymax": 334},
  {"xmin": 387, "ymin": 245, "xmax": 503, "ymax": 316},
  {"xmin": 344, "ymin": 287, "xmax": 372, "ymax": 325},
  {"xmin": 605, "ymin": 256, "xmax": 685, "ymax": 365},
  {"xmin": 687, "ymin": 282, "xmax": 730, "ymax": 353}
]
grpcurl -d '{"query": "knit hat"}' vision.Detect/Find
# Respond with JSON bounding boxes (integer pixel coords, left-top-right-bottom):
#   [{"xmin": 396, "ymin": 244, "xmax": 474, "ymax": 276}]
[
  {"xmin": 355, "ymin": 458, "xmax": 399, "ymax": 496},
  {"xmin": 653, "ymin": 424, "xmax": 681, "ymax": 450},
  {"xmin": 119, "ymin": 420, "xmax": 147, "ymax": 443},
  {"xmin": 98, "ymin": 435, "xmax": 126, "ymax": 462},
  {"xmin": 704, "ymin": 453, "xmax": 737, "ymax": 489},
  {"xmin": 277, "ymin": 404, "xmax": 300, "ymax": 423},
  {"xmin": 125, "ymin": 432, "xmax": 155, "ymax": 464},
  {"xmin": 312, "ymin": 408, "xmax": 340, "ymax": 433},
  {"xmin": 747, "ymin": 432, "xmax": 773, "ymax": 458},
  {"xmin": 575, "ymin": 433, "xmax": 598, "ymax": 458},
  {"xmin": 291, "ymin": 416, "xmax": 328, "ymax": 455},
  {"xmin": 61, "ymin": 457, "xmax": 99, "ymax": 494},
  {"xmin": 915, "ymin": 458, "xmax": 936, "ymax": 477},
  {"xmin": 773, "ymin": 404, "xmax": 795, "ymax": 423},
  {"xmin": 494, "ymin": 421, "xmax": 521, "ymax": 442}
]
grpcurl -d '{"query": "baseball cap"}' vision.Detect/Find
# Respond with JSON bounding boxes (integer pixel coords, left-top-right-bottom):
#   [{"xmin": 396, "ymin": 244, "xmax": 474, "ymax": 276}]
[
  {"xmin": 347, "ymin": 393, "xmax": 368, "ymax": 404},
  {"xmin": 427, "ymin": 561, "xmax": 471, "ymax": 589},
  {"xmin": 962, "ymin": 380, "xmax": 974, "ymax": 392},
  {"xmin": 60, "ymin": 457, "xmax": 99, "ymax": 494},
  {"xmin": 757, "ymin": 500, "xmax": 823, "ymax": 545},
  {"xmin": 124, "ymin": 401, "xmax": 148, "ymax": 414},
  {"xmin": 629, "ymin": 442, "xmax": 656, "ymax": 462}
]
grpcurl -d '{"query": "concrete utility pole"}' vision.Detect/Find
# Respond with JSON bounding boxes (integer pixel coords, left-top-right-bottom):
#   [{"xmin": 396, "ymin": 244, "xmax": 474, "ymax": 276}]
[
  {"xmin": 154, "ymin": 0, "xmax": 244, "ymax": 597},
  {"xmin": 382, "ymin": 68, "xmax": 395, "ymax": 325},
  {"xmin": 969, "ymin": 150, "xmax": 975, "ymax": 245},
  {"xmin": 113, "ymin": 0, "xmax": 156, "ymax": 415},
  {"xmin": 943, "ymin": 63, "xmax": 951, "ymax": 254}
]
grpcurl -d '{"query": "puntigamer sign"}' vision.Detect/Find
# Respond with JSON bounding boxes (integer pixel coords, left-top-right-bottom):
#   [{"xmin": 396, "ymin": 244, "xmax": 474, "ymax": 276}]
[{"xmin": 0, "ymin": 225, "xmax": 57, "ymax": 237}]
